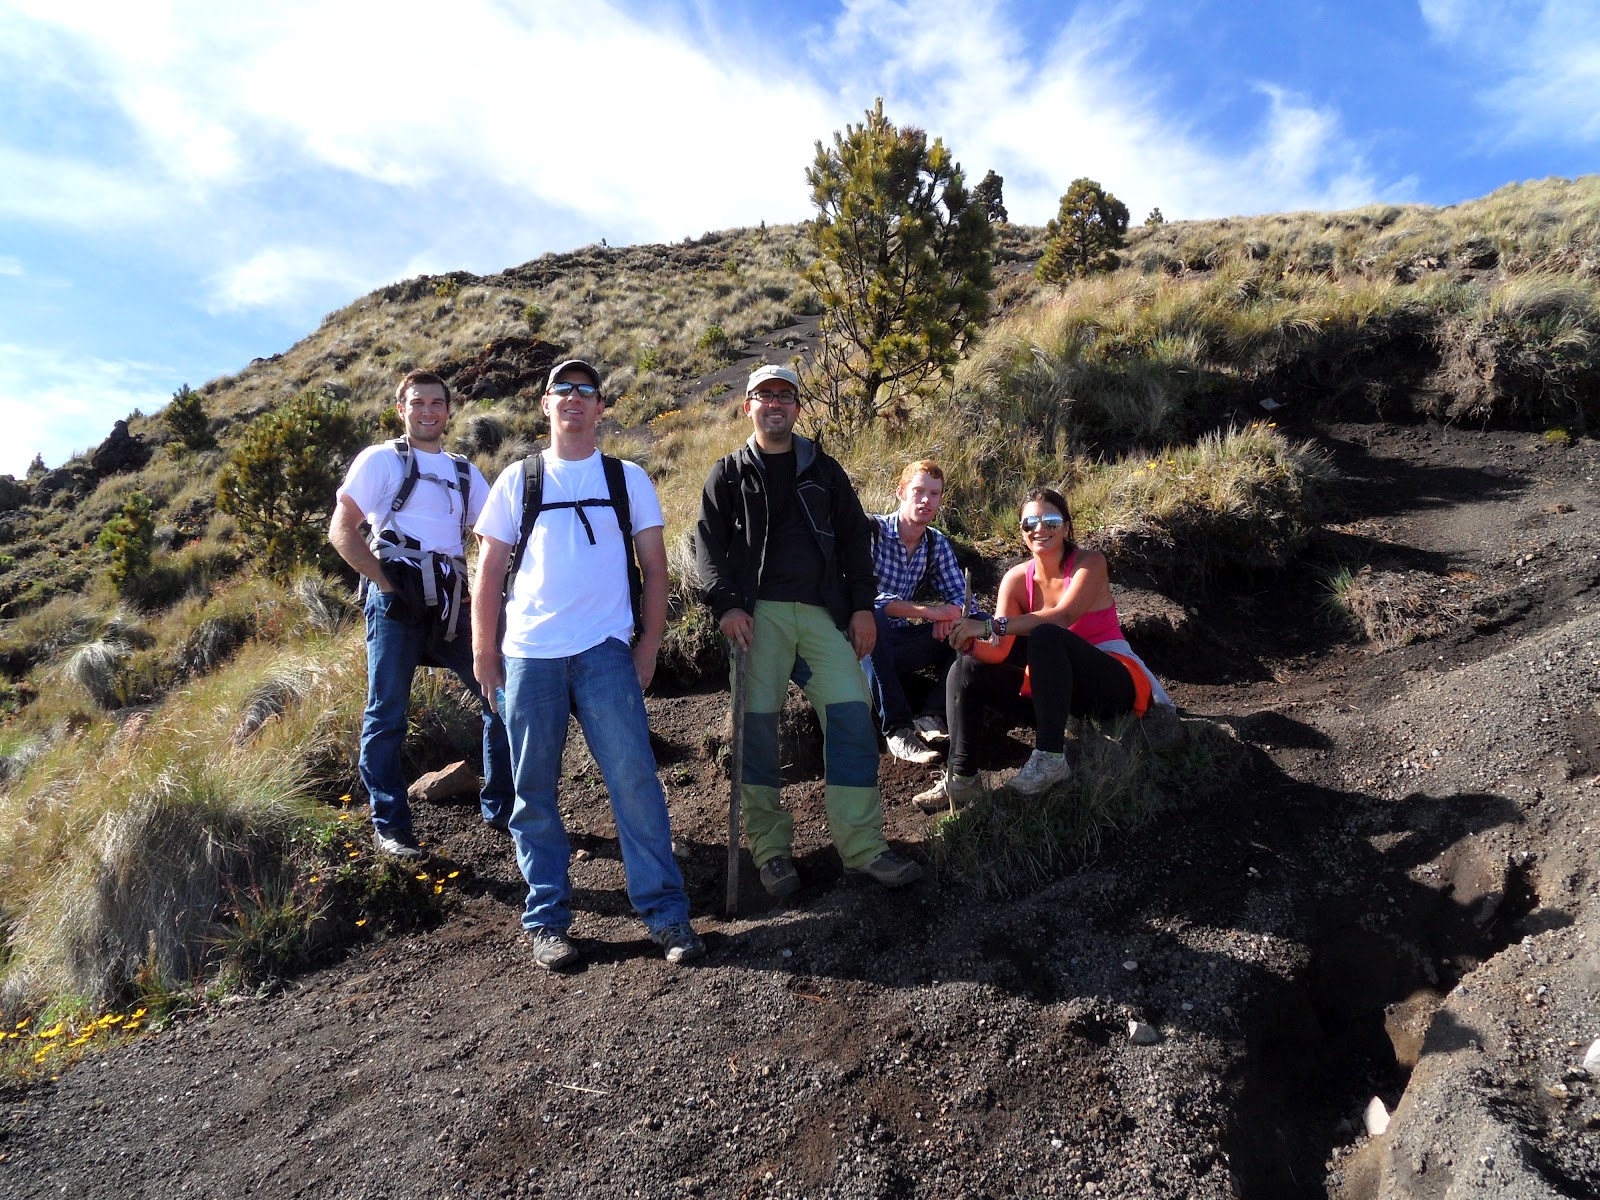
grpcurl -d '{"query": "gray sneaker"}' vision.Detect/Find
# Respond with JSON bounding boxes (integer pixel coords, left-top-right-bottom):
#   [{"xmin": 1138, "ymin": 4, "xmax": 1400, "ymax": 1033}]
[
  {"xmin": 886, "ymin": 727, "xmax": 941, "ymax": 764},
  {"xmin": 759, "ymin": 855, "xmax": 801, "ymax": 898},
  {"xmin": 527, "ymin": 926, "xmax": 580, "ymax": 971},
  {"xmin": 854, "ymin": 849, "xmax": 923, "ymax": 888},
  {"xmin": 1007, "ymin": 749, "xmax": 1074, "ymax": 795},
  {"xmin": 912, "ymin": 771, "xmax": 983, "ymax": 813},
  {"xmin": 912, "ymin": 714, "xmax": 949, "ymax": 744},
  {"xmin": 373, "ymin": 829, "xmax": 425, "ymax": 860},
  {"xmin": 651, "ymin": 922, "xmax": 706, "ymax": 965}
]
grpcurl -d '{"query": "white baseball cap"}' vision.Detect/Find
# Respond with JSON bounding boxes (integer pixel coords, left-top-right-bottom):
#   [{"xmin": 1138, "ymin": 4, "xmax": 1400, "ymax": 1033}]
[{"xmin": 746, "ymin": 364, "xmax": 800, "ymax": 393}]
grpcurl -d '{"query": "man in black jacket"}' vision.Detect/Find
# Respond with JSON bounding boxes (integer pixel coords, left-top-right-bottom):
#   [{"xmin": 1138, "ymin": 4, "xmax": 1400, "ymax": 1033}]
[{"xmin": 695, "ymin": 364, "xmax": 922, "ymax": 898}]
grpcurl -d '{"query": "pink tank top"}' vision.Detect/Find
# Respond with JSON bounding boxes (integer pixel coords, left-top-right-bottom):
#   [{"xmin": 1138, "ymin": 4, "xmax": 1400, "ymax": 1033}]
[{"xmin": 1025, "ymin": 550, "xmax": 1126, "ymax": 646}]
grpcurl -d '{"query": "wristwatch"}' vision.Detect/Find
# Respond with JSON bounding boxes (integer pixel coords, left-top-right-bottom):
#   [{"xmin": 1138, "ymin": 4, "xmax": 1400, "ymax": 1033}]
[{"xmin": 993, "ymin": 616, "xmax": 1009, "ymax": 637}]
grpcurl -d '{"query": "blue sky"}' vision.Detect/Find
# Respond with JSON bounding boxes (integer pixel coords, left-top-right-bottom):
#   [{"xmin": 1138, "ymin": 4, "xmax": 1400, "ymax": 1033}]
[{"xmin": 2, "ymin": 0, "xmax": 1597, "ymax": 478}]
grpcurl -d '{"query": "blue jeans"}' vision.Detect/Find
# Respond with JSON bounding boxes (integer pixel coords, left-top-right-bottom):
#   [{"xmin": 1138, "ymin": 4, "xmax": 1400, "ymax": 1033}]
[
  {"xmin": 501, "ymin": 637, "xmax": 690, "ymax": 934},
  {"xmin": 360, "ymin": 587, "xmax": 514, "ymax": 838},
  {"xmin": 861, "ymin": 608, "xmax": 956, "ymax": 734}
]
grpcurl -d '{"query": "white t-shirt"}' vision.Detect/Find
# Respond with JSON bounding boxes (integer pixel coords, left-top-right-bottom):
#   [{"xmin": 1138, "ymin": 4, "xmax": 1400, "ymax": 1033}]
[
  {"xmin": 337, "ymin": 442, "xmax": 489, "ymax": 558},
  {"xmin": 475, "ymin": 450, "xmax": 664, "ymax": 660}
]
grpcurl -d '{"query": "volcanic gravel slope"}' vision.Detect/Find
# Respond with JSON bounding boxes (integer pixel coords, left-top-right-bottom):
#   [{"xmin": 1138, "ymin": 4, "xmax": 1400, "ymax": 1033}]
[{"xmin": 2, "ymin": 421, "xmax": 1598, "ymax": 1200}]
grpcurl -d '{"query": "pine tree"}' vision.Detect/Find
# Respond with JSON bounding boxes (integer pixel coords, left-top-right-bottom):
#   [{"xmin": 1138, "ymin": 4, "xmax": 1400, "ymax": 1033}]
[
  {"xmin": 217, "ymin": 390, "xmax": 361, "ymax": 578},
  {"xmin": 163, "ymin": 384, "xmax": 214, "ymax": 451},
  {"xmin": 1036, "ymin": 178, "xmax": 1130, "ymax": 285},
  {"xmin": 1145, "ymin": 207, "xmax": 1166, "ymax": 228},
  {"xmin": 804, "ymin": 99, "xmax": 994, "ymax": 425},
  {"xmin": 96, "ymin": 490, "xmax": 155, "ymax": 596},
  {"xmin": 973, "ymin": 170, "xmax": 1009, "ymax": 224}
]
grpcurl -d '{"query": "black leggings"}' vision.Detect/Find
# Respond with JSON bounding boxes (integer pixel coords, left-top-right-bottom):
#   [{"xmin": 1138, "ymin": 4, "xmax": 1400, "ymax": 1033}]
[{"xmin": 946, "ymin": 623, "xmax": 1136, "ymax": 776}]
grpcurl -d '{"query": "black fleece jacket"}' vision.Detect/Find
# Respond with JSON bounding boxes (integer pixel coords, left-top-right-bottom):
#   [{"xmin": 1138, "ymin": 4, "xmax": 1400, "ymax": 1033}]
[{"xmin": 694, "ymin": 434, "xmax": 877, "ymax": 631}]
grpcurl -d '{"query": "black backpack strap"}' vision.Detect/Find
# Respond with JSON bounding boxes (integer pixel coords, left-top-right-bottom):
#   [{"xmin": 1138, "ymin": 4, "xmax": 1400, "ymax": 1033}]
[
  {"xmin": 601, "ymin": 454, "xmax": 642, "ymax": 641},
  {"xmin": 389, "ymin": 438, "xmax": 419, "ymax": 514},
  {"xmin": 448, "ymin": 452, "xmax": 473, "ymax": 548},
  {"xmin": 501, "ymin": 454, "xmax": 545, "ymax": 635}
]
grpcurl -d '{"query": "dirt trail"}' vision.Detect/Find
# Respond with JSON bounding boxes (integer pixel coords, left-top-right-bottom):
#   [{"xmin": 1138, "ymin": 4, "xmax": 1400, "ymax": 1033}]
[{"xmin": 3, "ymin": 422, "xmax": 1598, "ymax": 1200}]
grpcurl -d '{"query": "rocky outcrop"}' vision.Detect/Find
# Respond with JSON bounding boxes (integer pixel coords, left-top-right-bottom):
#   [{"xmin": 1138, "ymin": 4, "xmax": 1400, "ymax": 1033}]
[{"xmin": 89, "ymin": 419, "xmax": 151, "ymax": 476}]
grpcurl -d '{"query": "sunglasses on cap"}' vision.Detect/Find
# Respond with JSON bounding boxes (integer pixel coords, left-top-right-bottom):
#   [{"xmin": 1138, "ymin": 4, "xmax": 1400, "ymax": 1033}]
[
  {"xmin": 1020, "ymin": 513, "xmax": 1066, "ymax": 532},
  {"xmin": 548, "ymin": 381, "xmax": 599, "ymax": 397}
]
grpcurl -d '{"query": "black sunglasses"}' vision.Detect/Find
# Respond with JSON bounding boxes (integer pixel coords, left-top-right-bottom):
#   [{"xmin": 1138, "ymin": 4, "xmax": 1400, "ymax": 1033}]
[{"xmin": 549, "ymin": 381, "xmax": 599, "ymax": 398}]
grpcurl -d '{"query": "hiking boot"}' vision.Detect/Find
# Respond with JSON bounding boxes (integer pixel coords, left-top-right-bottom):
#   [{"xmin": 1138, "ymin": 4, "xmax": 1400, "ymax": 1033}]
[
  {"xmin": 912, "ymin": 714, "xmax": 949, "ymax": 745},
  {"xmin": 1007, "ymin": 749, "xmax": 1074, "ymax": 795},
  {"xmin": 759, "ymin": 855, "xmax": 801, "ymax": 898},
  {"xmin": 484, "ymin": 814, "xmax": 511, "ymax": 833},
  {"xmin": 373, "ymin": 829, "xmax": 425, "ymax": 860},
  {"xmin": 854, "ymin": 849, "xmax": 923, "ymax": 888},
  {"xmin": 886, "ymin": 727, "xmax": 941, "ymax": 765},
  {"xmin": 651, "ymin": 922, "xmax": 706, "ymax": 965},
  {"xmin": 912, "ymin": 771, "xmax": 983, "ymax": 813},
  {"xmin": 527, "ymin": 926, "xmax": 580, "ymax": 971}
]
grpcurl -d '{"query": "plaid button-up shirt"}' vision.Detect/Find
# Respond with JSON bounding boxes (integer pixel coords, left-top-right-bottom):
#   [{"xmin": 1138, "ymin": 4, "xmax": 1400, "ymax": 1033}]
[{"xmin": 871, "ymin": 512, "xmax": 966, "ymax": 628}]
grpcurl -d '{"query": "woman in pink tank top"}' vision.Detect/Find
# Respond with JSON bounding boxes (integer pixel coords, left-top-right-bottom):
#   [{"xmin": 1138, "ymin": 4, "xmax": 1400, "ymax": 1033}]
[{"xmin": 913, "ymin": 487, "xmax": 1172, "ymax": 810}]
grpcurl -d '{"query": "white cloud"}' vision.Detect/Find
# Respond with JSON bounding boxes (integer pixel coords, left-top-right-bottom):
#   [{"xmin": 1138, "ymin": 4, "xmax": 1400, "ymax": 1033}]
[
  {"xmin": 1422, "ymin": 0, "xmax": 1600, "ymax": 145},
  {"xmin": 816, "ymin": 0, "xmax": 1392, "ymax": 222},
  {"xmin": 0, "ymin": 143, "xmax": 169, "ymax": 227},
  {"xmin": 0, "ymin": 257, "xmax": 22, "ymax": 277},
  {"xmin": 3, "ymin": 0, "xmax": 838, "ymax": 243},
  {"xmin": 0, "ymin": 343, "xmax": 173, "ymax": 477},
  {"xmin": 207, "ymin": 245, "xmax": 376, "ymax": 314}
]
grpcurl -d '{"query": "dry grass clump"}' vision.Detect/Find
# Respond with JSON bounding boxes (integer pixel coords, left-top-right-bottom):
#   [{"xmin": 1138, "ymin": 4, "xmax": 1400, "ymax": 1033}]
[
  {"xmin": 952, "ymin": 261, "xmax": 1422, "ymax": 455},
  {"xmin": 1082, "ymin": 424, "xmax": 1338, "ymax": 583},
  {"xmin": 1428, "ymin": 273, "xmax": 1600, "ymax": 427},
  {"xmin": 1326, "ymin": 565, "xmax": 1520, "ymax": 649},
  {"xmin": 0, "ymin": 632, "xmax": 369, "ymax": 1012}
]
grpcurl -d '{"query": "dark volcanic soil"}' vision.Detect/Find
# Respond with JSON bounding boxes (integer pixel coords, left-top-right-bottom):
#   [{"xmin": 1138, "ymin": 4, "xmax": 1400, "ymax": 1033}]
[{"xmin": 4, "ymin": 421, "xmax": 1599, "ymax": 1200}]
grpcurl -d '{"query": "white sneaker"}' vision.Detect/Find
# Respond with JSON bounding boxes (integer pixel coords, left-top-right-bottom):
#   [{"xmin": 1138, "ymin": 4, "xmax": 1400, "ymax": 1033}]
[
  {"xmin": 886, "ymin": 727, "xmax": 941, "ymax": 765},
  {"xmin": 1007, "ymin": 750, "xmax": 1073, "ymax": 795},
  {"xmin": 913, "ymin": 771, "xmax": 983, "ymax": 813},
  {"xmin": 912, "ymin": 715, "xmax": 949, "ymax": 744}
]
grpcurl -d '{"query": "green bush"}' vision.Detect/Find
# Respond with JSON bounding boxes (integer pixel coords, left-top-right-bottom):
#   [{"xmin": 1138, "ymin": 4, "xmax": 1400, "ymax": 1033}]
[
  {"xmin": 95, "ymin": 491, "xmax": 155, "ymax": 599},
  {"xmin": 162, "ymin": 385, "xmax": 214, "ymax": 452},
  {"xmin": 216, "ymin": 391, "xmax": 361, "ymax": 579}
]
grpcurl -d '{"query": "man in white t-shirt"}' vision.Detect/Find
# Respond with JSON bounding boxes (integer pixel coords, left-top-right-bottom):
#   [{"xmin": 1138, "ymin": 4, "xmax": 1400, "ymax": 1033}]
[
  {"xmin": 470, "ymin": 359, "xmax": 702, "ymax": 971},
  {"xmin": 329, "ymin": 369, "xmax": 514, "ymax": 859}
]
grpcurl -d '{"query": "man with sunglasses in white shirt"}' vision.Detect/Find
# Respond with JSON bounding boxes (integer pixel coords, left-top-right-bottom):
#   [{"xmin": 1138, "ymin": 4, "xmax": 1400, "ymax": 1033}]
[
  {"xmin": 471, "ymin": 360, "xmax": 701, "ymax": 971},
  {"xmin": 330, "ymin": 370, "xmax": 514, "ymax": 860}
]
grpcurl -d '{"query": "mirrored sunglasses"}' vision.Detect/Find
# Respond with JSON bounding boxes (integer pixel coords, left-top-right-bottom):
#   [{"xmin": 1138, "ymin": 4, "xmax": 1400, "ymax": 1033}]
[
  {"xmin": 549, "ymin": 381, "xmax": 599, "ymax": 397},
  {"xmin": 1020, "ymin": 513, "xmax": 1066, "ymax": 532}
]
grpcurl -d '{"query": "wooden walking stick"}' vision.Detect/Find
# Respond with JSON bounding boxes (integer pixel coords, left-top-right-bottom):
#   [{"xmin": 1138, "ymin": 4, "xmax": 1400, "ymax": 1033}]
[{"xmin": 726, "ymin": 642, "xmax": 749, "ymax": 916}]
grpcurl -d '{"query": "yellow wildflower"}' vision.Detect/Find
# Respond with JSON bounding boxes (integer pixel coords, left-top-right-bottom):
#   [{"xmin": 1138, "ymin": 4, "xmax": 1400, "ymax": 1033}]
[
  {"xmin": 447, "ymin": 870, "xmax": 460, "ymax": 879},
  {"xmin": 38, "ymin": 1021, "xmax": 63, "ymax": 1039},
  {"xmin": 355, "ymin": 918, "xmax": 367, "ymax": 927}
]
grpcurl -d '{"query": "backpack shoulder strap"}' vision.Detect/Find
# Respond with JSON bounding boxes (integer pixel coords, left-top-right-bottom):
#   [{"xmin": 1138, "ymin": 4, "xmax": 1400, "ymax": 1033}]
[
  {"xmin": 389, "ymin": 438, "xmax": 419, "ymax": 513},
  {"xmin": 602, "ymin": 454, "xmax": 643, "ymax": 642},
  {"xmin": 447, "ymin": 451, "xmax": 472, "ymax": 551},
  {"xmin": 497, "ymin": 454, "xmax": 544, "ymax": 645},
  {"xmin": 510, "ymin": 453, "xmax": 545, "ymax": 580}
]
